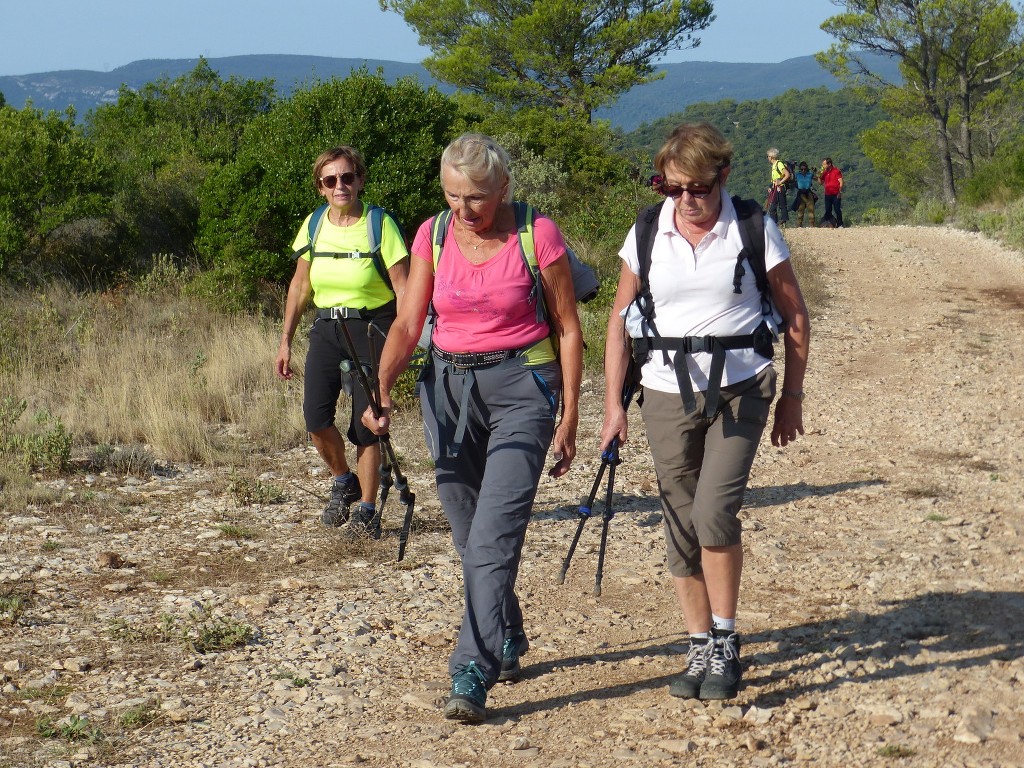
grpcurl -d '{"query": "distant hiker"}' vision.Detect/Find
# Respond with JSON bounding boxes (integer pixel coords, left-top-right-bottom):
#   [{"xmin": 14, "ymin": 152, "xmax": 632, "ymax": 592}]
[
  {"xmin": 602, "ymin": 122, "xmax": 810, "ymax": 702},
  {"xmin": 791, "ymin": 161, "xmax": 817, "ymax": 227},
  {"xmin": 766, "ymin": 147, "xmax": 791, "ymax": 226},
  {"xmin": 363, "ymin": 133, "xmax": 583, "ymax": 723},
  {"xmin": 275, "ymin": 146, "xmax": 410, "ymax": 537},
  {"xmin": 820, "ymin": 157, "xmax": 845, "ymax": 227}
]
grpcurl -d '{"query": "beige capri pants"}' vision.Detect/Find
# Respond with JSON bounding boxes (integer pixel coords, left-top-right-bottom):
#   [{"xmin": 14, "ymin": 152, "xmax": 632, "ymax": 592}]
[{"xmin": 641, "ymin": 366, "xmax": 776, "ymax": 577}]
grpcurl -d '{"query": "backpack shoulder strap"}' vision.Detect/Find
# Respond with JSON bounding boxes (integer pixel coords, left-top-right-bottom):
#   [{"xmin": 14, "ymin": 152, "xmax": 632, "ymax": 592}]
[
  {"xmin": 634, "ymin": 203, "xmax": 662, "ymax": 308},
  {"xmin": 513, "ymin": 201, "xmax": 546, "ymax": 323},
  {"xmin": 430, "ymin": 209, "xmax": 452, "ymax": 272},
  {"xmin": 363, "ymin": 204, "xmax": 394, "ymax": 289},
  {"xmin": 292, "ymin": 203, "xmax": 329, "ymax": 261},
  {"xmin": 730, "ymin": 196, "xmax": 772, "ymax": 308}
]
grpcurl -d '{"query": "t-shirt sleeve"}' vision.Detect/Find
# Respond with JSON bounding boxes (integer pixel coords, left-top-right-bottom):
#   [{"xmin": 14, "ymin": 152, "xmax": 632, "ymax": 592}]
[
  {"xmin": 380, "ymin": 213, "xmax": 410, "ymax": 268},
  {"xmin": 618, "ymin": 224, "xmax": 640, "ymax": 276},
  {"xmin": 532, "ymin": 214, "xmax": 568, "ymax": 270},
  {"xmin": 763, "ymin": 216, "xmax": 790, "ymax": 272},
  {"xmin": 410, "ymin": 218, "xmax": 435, "ymax": 264},
  {"xmin": 290, "ymin": 212, "xmax": 315, "ymax": 259}
]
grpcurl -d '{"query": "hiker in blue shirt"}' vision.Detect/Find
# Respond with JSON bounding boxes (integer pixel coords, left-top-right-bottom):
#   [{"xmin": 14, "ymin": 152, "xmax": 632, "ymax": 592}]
[{"xmin": 791, "ymin": 162, "xmax": 817, "ymax": 227}]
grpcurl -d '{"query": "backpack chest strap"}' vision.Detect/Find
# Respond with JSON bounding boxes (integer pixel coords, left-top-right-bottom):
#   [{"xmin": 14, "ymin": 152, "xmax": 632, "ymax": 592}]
[{"xmin": 633, "ymin": 331, "xmax": 758, "ymax": 418}]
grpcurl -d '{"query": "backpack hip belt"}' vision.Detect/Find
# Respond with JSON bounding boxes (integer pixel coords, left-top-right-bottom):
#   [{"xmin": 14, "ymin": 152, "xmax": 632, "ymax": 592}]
[
  {"xmin": 315, "ymin": 298, "xmax": 397, "ymax": 322},
  {"xmin": 632, "ymin": 321, "xmax": 773, "ymax": 418}
]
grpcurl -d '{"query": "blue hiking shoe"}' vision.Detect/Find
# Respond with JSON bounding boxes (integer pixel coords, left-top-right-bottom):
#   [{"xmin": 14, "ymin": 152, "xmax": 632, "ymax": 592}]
[
  {"xmin": 498, "ymin": 629, "xmax": 530, "ymax": 682},
  {"xmin": 443, "ymin": 662, "xmax": 487, "ymax": 723},
  {"xmin": 321, "ymin": 474, "xmax": 361, "ymax": 527}
]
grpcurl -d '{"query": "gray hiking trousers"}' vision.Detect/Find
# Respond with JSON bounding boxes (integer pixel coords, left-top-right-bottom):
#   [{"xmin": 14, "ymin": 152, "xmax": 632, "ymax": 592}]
[{"xmin": 419, "ymin": 354, "xmax": 560, "ymax": 686}]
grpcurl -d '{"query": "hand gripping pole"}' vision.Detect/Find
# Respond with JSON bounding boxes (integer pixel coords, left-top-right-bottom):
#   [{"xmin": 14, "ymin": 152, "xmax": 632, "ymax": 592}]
[{"xmin": 338, "ymin": 321, "xmax": 416, "ymax": 561}]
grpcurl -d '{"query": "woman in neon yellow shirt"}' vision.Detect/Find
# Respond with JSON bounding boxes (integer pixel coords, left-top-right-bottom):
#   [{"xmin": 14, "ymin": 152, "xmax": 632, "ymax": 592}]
[{"xmin": 275, "ymin": 146, "xmax": 409, "ymax": 537}]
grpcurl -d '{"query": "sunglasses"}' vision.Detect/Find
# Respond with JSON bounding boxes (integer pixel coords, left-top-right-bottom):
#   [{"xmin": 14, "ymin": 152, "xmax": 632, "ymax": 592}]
[
  {"xmin": 652, "ymin": 175, "xmax": 719, "ymax": 200},
  {"xmin": 319, "ymin": 172, "xmax": 358, "ymax": 189}
]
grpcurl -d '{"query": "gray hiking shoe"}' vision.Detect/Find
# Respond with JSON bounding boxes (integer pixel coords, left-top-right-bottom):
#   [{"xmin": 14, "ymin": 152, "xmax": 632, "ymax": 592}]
[
  {"xmin": 497, "ymin": 629, "xmax": 529, "ymax": 682},
  {"xmin": 668, "ymin": 635, "xmax": 712, "ymax": 699},
  {"xmin": 699, "ymin": 629, "xmax": 742, "ymax": 700},
  {"xmin": 344, "ymin": 502, "xmax": 382, "ymax": 540},
  {"xmin": 321, "ymin": 474, "xmax": 361, "ymax": 527},
  {"xmin": 443, "ymin": 662, "xmax": 487, "ymax": 723}
]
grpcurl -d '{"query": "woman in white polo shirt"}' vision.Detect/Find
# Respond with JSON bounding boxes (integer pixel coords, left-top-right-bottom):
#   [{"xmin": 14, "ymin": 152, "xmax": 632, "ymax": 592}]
[{"xmin": 601, "ymin": 122, "xmax": 810, "ymax": 703}]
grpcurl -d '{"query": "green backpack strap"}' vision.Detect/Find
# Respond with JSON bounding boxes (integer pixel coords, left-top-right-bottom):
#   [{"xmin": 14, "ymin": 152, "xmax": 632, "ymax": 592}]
[
  {"xmin": 430, "ymin": 209, "xmax": 453, "ymax": 271},
  {"xmin": 513, "ymin": 201, "xmax": 546, "ymax": 324}
]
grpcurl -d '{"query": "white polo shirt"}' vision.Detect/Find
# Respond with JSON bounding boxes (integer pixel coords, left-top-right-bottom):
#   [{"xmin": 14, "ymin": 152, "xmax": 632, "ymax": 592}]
[{"xmin": 620, "ymin": 191, "xmax": 790, "ymax": 394}]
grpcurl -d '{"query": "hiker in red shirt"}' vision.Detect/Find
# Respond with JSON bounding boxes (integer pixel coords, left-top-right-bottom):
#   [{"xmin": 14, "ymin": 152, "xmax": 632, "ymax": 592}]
[{"xmin": 820, "ymin": 157, "xmax": 845, "ymax": 227}]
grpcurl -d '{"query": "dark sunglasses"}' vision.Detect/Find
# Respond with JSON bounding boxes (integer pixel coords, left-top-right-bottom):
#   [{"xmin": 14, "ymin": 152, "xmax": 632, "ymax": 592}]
[
  {"xmin": 319, "ymin": 172, "xmax": 358, "ymax": 189},
  {"xmin": 651, "ymin": 174, "xmax": 719, "ymax": 200}
]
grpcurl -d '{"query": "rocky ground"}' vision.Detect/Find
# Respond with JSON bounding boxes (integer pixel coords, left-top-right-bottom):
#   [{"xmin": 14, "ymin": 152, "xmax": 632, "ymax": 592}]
[{"xmin": 2, "ymin": 224, "xmax": 1024, "ymax": 768}]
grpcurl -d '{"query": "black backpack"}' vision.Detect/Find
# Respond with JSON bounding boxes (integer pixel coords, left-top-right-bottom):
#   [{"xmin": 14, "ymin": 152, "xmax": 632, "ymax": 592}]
[
  {"xmin": 630, "ymin": 196, "xmax": 777, "ymax": 417},
  {"xmin": 777, "ymin": 160, "xmax": 797, "ymax": 191}
]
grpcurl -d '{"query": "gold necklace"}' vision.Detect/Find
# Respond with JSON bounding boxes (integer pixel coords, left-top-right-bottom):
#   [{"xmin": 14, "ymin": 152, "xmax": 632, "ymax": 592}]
[{"xmin": 459, "ymin": 223, "xmax": 491, "ymax": 251}]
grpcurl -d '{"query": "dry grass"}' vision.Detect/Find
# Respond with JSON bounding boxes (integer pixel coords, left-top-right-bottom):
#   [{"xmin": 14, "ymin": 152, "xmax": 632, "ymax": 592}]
[{"xmin": 1, "ymin": 282, "xmax": 307, "ymax": 471}]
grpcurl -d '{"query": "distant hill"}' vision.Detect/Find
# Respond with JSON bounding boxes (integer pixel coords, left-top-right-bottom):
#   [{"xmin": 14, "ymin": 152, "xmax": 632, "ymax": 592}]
[{"xmin": 0, "ymin": 53, "xmax": 900, "ymax": 131}]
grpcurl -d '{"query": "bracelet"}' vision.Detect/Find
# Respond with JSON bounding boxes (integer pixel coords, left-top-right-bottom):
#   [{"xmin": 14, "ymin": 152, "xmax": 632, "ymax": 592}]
[{"xmin": 782, "ymin": 389, "xmax": 805, "ymax": 402}]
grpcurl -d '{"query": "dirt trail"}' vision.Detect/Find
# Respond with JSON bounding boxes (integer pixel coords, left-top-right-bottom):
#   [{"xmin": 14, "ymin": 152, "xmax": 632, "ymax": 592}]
[{"xmin": 2, "ymin": 224, "xmax": 1024, "ymax": 768}]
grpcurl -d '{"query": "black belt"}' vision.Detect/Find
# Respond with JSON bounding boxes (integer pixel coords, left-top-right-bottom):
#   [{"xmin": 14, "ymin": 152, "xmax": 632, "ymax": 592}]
[
  {"xmin": 431, "ymin": 346, "xmax": 518, "ymax": 368},
  {"xmin": 316, "ymin": 307, "xmax": 366, "ymax": 320}
]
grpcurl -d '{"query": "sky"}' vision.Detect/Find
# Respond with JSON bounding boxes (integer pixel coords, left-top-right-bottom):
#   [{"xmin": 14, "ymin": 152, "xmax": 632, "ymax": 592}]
[{"xmin": 0, "ymin": 1, "xmax": 840, "ymax": 78}]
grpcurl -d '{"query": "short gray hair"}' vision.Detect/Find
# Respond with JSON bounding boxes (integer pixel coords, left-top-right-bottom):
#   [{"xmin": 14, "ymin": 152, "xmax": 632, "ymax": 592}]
[
  {"xmin": 441, "ymin": 133, "xmax": 515, "ymax": 202},
  {"xmin": 767, "ymin": 147, "xmax": 780, "ymax": 160}
]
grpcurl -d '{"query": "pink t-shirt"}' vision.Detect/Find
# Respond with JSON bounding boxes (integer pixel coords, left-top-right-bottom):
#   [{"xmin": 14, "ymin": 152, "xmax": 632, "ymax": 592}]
[{"xmin": 412, "ymin": 211, "xmax": 567, "ymax": 353}]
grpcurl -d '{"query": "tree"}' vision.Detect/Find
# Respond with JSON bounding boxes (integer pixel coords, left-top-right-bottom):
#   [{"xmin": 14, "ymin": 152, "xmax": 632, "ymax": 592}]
[
  {"xmin": 379, "ymin": 0, "xmax": 714, "ymax": 121},
  {"xmin": 196, "ymin": 69, "xmax": 460, "ymax": 308},
  {"xmin": 83, "ymin": 59, "xmax": 276, "ymax": 270},
  {"xmin": 819, "ymin": 0, "xmax": 1024, "ymax": 205},
  {"xmin": 0, "ymin": 104, "xmax": 115, "ymax": 284}
]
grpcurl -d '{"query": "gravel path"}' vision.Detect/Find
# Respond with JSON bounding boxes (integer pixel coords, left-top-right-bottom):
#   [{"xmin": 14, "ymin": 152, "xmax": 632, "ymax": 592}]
[{"xmin": 3, "ymin": 224, "xmax": 1023, "ymax": 767}]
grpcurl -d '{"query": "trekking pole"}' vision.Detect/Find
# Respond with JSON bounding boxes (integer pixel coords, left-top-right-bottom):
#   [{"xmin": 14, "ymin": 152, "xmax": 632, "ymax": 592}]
[
  {"xmin": 367, "ymin": 327, "xmax": 394, "ymax": 525},
  {"xmin": 593, "ymin": 440, "xmax": 620, "ymax": 598},
  {"xmin": 556, "ymin": 440, "xmax": 618, "ymax": 585},
  {"xmin": 556, "ymin": 371, "xmax": 636, "ymax": 589},
  {"xmin": 338, "ymin": 321, "xmax": 417, "ymax": 561}
]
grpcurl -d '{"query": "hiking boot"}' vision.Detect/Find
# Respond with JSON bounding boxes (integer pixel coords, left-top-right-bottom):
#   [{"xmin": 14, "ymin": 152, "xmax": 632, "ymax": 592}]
[
  {"xmin": 321, "ymin": 474, "xmax": 361, "ymax": 527},
  {"xmin": 497, "ymin": 629, "xmax": 530, "ymax": 682},
  {"xmin": 443, "ymin": 662, "xmax": 487, "ymax": 723},
  {"xmin": 344, "ymin": 502, "xmax": 382, "ymax": 540},
  {"xmin": 699, "ymin": 629, "xmax": 742, "ymax": 700},
  {"xmin": 668, "ymin": 635, "xmax": 712, "ymax": 699}
]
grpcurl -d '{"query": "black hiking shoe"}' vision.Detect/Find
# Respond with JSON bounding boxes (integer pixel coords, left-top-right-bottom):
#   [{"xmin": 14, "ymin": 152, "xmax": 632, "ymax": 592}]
[
  {"xmin": 344, "ymin": 502, "xmax": 382, "ymax": 540},
  {"xmin": 668, "ymin": 635, "xmax": 712, "ymax": 699},
  {"xmin": 699, "ymin": 629, "xmax": 742, "ymax": 700},
  {"xmin": 497, "ymin": 629, "xmax": 529, "ymax": 682},
  {"xmin": 443, "ymin": 662, "xmax": 487, "ymax": 723},
  {"xmin": 321, "ymin": 474, "xmax": 361, "ymax": 527}
]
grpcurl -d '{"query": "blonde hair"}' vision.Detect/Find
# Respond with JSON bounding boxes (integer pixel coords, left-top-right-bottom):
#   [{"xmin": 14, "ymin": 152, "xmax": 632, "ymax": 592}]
[
  {"xmin": 440, "ymin": 133, "xmax": 515, "ymax": 202},
  {"xmin": 312, "ymin": 146, "xmax": 367, "ymax": 192},
  {"xmin": 654, "ymin": 122, "xmax": 733, "ymax": 183}
]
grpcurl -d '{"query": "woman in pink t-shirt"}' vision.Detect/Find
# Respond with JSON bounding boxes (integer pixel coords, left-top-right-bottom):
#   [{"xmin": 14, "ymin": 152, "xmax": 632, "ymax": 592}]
[{"xmin": 363, "ymin": 134, "xmax": 582, "ymax": 723}]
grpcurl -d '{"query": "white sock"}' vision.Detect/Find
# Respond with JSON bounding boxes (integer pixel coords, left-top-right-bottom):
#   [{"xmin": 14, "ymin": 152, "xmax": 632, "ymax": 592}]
[{"xmin": 712, "ymin": 614, "xmax": 736, "ymax": 632}]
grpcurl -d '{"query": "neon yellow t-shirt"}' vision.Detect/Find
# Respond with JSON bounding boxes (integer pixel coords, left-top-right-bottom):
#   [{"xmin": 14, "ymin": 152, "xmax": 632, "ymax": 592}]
[
  {"xmin": 291, "ymin": 205, "xmax": 408, "ymax": 310},
  {"xmin": 771, "ymin": 160, "xmax": 787, "ymax": 183}
]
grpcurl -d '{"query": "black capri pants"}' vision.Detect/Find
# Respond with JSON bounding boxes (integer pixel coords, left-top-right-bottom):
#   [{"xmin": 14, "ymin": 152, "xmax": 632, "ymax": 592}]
[{"xmin": 302, "ymin": 301, "xmax": 396, "ymax": 446}]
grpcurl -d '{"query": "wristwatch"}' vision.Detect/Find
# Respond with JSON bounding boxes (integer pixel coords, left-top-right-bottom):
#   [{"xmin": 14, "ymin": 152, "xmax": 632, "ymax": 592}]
[{"xmin": 782, "ymin": 389, "xmax": 805, "ymax": 402}]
